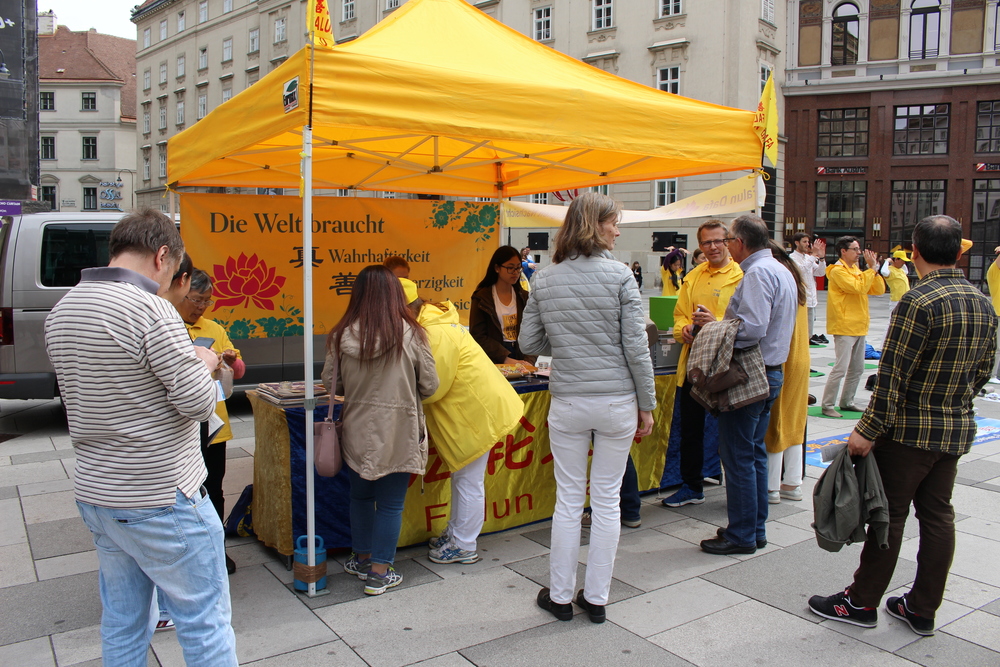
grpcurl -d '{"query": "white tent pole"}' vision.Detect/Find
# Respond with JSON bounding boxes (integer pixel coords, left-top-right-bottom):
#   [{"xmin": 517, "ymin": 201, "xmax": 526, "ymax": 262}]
[{"xmin": 302, "ymin": 123, "xmax": 317, "ymax": 597}]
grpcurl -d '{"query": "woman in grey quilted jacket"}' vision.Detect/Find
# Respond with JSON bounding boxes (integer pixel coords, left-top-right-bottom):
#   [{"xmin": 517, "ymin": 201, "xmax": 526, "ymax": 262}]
[{"xmin": 519, "ymin": 192, "xmax": 656, "ymax": 624}]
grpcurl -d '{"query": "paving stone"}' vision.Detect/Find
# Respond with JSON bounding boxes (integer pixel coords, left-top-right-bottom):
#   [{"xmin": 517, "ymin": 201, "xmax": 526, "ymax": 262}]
[
  {"xmin": 26, "ymin": 518, "xmax": 94, "ymax": 560},
  {"xmin": 957, "ymin": 460, "xmax": 1000, "ymax": 484},
  {"xmin": 0, "ymin": 455, "xmax": 9, "ymax": 466},
  {"xmin": 942, "ymin": 574, "xmax": 1000, "ymax": 609},
  {"xmin": 18, "ymin": 478, "xmax": 74, "ymax": 497},
  {"xmin": 20, "ymin": 490, "xmax": 79, "ymax": 525},
  {"xmin": 0, "ymin": 460, "xmax": 67, "ymax": 488},
  {"xmin": 502, "ymin": 553, "xmax": 642, "ymax": 605},
  {"xmin": 287, "ymin": 557, "xmax": 442, "ymax": 609},
  {"xmin": 520, "ymin": 522, "xmax": 588, "ymax": 549},
  {"xmin": 0, "ymin": 636, "xmax": 55, "ymax": 666},
  {"xmin": 10, "ymin": 450, "xmax": 76, "ymax": 465},
  {"xmin": 225, "ymin": 447, "xmax": 251, "ymax": 459},
  {"xmin": 701, "ymin": 539, "xmax": 916, "ymax": 624},
  {"xmin": 460, "ymin": 617, "xmax": 693, "ymax": 667},
  {"xmin": 599, "ymin": 528, "xmax": 736, "ymax": 592},
  {"xmin": 316, "ymin": 567, "xmax": 552, "ymax": 667},
  {"xmin": 900, "ymin": 530, "xmax": 1000, "ymax": 588},
  {"xmin": 895, "ymin": 631, "xmax": 1000, "ymax": 667},
  {"xmin": 0, "ymin": 496, "xmax": 27, "ymax": 547},
  {"xmin": 0, "ymin": 485, "xmax": 18, "ymax": 500},
  {"xmin": 606, "ymin": 577, "xmax": 748, "ymax": 638},
  {"xmin": 941, "ymin": 609, "xmax": 1000, "ymax": 652},
  {"xmin": 35, "ymin": 551, "xmax": 99, "ymax": 581},
  {"xmin": 0, "ymin": 437, "xmax": 54, "ymax": 457},
  {"xmin": 404, "ymin": 652, "xmax": 476, "ymax": 667},
  {"xmin": 955, "ymin": 517, "xmax": 1000, "ymax": 543},
  {"xmin": 648, "ymin": 599, "xmax": 917, "ymax": 667},
  {"xmin": 419, "ymin": 532, "xmax": 548, "ymax": 580},
  {"xmin": 0, "ymin": 541, "xmax": 37, "ymax": 588},
  {"xmin": 239, "ymin": 641, "xmax": 367, "ymax": 666},
  {"xmin": 951, "ymin": 483, "xmax": 1000, "ymax": 524},
  {"xmin": 0, "ymin": 572, "xmax": 102, "ymax": 645}
]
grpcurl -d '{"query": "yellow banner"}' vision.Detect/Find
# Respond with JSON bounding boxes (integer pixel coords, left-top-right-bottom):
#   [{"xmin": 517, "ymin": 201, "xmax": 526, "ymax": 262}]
[
  {"xmin": 180, "ymin": 194, "xmax": 497, "ymax": 334},
  {"xmin": 754, "ymin": 72, "xmax": 779, "ymax": 168},
  {"xmin": 398, "ymin": 376, "xmax": 677, "ymax": 546},
  {"xmin": 308, "ymin": 0, "xmax": 334, "ymax": 49}
]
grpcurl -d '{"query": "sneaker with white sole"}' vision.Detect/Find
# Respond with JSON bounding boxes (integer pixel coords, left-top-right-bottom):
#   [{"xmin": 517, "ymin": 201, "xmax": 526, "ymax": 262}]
[
  {"xmin": 155, "ymin": 617, "xmax": 175, "ymax": 632},
  {"xmin": 428, "ymin": 542, "xmax": 481, "ymax": 564},
  {"xmin": 767, "ymin": 490, "xmax": 781, "ymax": 504},
  {"xmin": 428, "ymin": 530, "xmax": 451, "ymax": 550},
  {"xmin": 808, "ymin": 589, "xmax": 878, "ymax": 628},
  {"xmin": 886, "ymin": 595, "xmax": 935, "ymax": 636},
  {"xmin": 780, "ymin": 487, "xmax": 803, "ymax": 501},
  {"xmin": 661, "ymin": 485, "xmax": 705, "ymax": 508},
  {"xmin": 364, "ymin": 566, "xmax": 403, "ymax": 595},
  {"xmin": 343, "ymin": 552, "xmax": 371, "ymax": 580}
]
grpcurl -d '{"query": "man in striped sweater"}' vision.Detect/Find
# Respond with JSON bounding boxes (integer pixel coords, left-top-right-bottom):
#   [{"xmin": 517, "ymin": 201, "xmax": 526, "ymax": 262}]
[{"xmin": 45, "ymin": 209, "xmax": 238, "ymax": 666}]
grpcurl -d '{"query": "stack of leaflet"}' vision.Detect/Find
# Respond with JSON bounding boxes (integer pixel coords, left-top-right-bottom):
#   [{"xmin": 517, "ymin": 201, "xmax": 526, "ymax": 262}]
[{"xmin": 254, "ymin": 381, "xmax": 332, "ymax": 408}]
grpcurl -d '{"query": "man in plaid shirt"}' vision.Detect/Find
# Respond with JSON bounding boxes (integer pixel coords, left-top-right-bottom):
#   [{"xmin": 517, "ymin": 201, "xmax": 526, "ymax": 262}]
[{"xmin": 809, "ymin": 215, "xmax": 997, "ymax": 637}]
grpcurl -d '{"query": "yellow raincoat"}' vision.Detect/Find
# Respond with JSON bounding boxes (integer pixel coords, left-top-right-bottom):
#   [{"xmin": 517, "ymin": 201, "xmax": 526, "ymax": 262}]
[
  {"xmin": 672, "ymin": 259, "xmax": 743, "ymax": 386},
  {"xmin": 660, "ymin": 267, "xmax": 683, "ymax": 297},
  {"xmin": 987, "ymin": 257, "xmax": 1000, "ymax": 315},
  {"xmin": 765, "ymin": 305, "xmax": 809, "ymax": 453},
  {"xmin": 185, "ymin": 317, "xmax": 241, "ymax": 444},
  {"xmin": 825, "ymin": 260, "xmax": 885, "ymax": 336},
  {"xmin": 418, "ymin": 301, "xmax": 524, "ymax": 471},
  {"xmin": 884, "ymin": 265, "xmax": 910, "ymax": 302}
]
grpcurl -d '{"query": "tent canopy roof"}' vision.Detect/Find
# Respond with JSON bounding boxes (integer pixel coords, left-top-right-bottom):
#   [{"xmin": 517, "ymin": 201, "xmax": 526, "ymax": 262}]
[{"xmin": 168, "ymin": 0, "xmax": 762, "ymax": 197}]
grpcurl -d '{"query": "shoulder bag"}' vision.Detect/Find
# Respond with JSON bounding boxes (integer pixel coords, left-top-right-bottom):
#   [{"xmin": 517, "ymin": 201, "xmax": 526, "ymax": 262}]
[{"xmin": 314, "ymin": 352, "xmax": 344, "ymax": 477}]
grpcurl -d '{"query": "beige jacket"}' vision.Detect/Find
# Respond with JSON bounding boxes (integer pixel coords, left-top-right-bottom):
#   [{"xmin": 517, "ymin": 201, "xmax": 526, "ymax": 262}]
[{"xmin": 322, "ymin": 322, "xmax": 439, "ymax": 480}]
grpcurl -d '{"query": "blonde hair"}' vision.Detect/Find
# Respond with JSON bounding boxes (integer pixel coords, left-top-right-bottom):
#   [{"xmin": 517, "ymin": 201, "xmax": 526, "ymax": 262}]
[{"xmin": 552, "ymin": 192, "xmax": 622, "ymax": 263}]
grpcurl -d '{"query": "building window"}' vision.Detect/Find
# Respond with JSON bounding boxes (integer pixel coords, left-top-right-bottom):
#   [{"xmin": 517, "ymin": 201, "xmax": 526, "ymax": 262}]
[
  {"xmin": 534, "ymin": 7, "xmax": 552, "ymax": 41},
  {"xmin": 82, "ymin": 92, "xmax": 96, "ymax": 110},
  {"xmin": 199, "ymin": 0, "xmax": 208, "ymax": 23},
  {"xmin": 222, "ymin": 88, "xmax": 233, "ymax": 103},
  {"xmin": 973, "ymin": 179, "xmax": 1000, "ymax": 282},
  {"xmin": 40, "ymin": 136, "xmax": 55, "ymax": 160},
  {"xmin": 816, "ymin": 180, "xmax": 866, "ymax": 229},
  {"xmin": 41, "ymin": 185, "xmax": 56, "ymax": 209},
  {"xmin": 82, "ymin": 136, "xmax": 97, "ymax": 160},
  {"xmin": 894, "ymin": 104, "xmax": 949, "ymax": 155},
  {"xmin": 249, "ymin": 27, "xmax": 259, "ymax": 53},
  {"xmin": 143, "ymin": 108, "xmax": 151, "ymax": 133},
  {"xmin": 593, "ymin": 0, "xmax": 613, "ymax": 30},
  {"xmin": 761, "ymin": 0, "xmax": 774, "ymax": 24},
  {"xmin": 831, "ymin": 3, "xmax": 860, "ymax": 66},
  {"xmin": 530, "ymin": 193, "xmax": 549, "ymax": 204},
  {"xmin": 176, "ymin": 100, "xmax": 185, "ymax": 125},
  {"xmin": 143, "ymin": 69, "xmax": 151, "ymax": 90},
  {"xmin": 591, "ymin": 184, "xmax": 609, "ymax": 195},
  {"xmin": 818, "ymin": 108, "xmax": 869, "ymax": 157},
  {"xmin": 661, "ymin": 0, "xmax": 682, "ymax": 18},
  {"xmin": 40, "ymin": 91, "xmax": 54, "ymax": 110},
  {"xmin": 159, "ymin": 150, "xmax": 167, "ymax": 178},
  {"xmin": 247, "ymin": 69, "xmax": 259, "ymax": 86},
  {"xmin": 143, "ymin": 155, "xmax": 151, "ymax": 180},
  {"xmin": 890, "ymin": 180, "xmax": 945, "ymax": 249},
  {"xmin": 224, "ymin": 0, "xmax": 233, "ymax": 12},
  {"xmin": 386, "ymin": 0, "xmax": 399, "ymax": 9},
  {"xmin": 657, "ymin": 66, "xmax": 680, "ymax": 94},
  {"xmin": 159, "ymin": 105, "xmax": 167, "ymax": 129},
  {"xmin": 198, "ymin": 93, "xmax": 207, "ymax": 119},
  {"xmin": 759, "ymin": 63, "xmax": 772, "ymax": 95},
  {"xmin": 159, "ymin": 62, "xmax": 168, "ymax": 84},
  {"xmin": 178, "ymin": 11, "xmax": 186, "ymax": 32},
  {"xmin": 909, "ymin": 0, "xmax": 941, "ymax": 59},
  {"xmin": 655, "ymin": 179, "xmax": 677, "ymax": 207},
  {"xmin": 976, "ymin": 101, "xmax": 1000, "ymax": 153},
  {"xmin": 343, "ymin": 0, "xmax": 355, "ymax": 21},
  {"xmin": 222, "ymin": 38, "xmax": 233, "ymax": 62},
  {"xmin": 274, "ymin": 17, "xmax": 286, "ymax": 43},
  {"xmin": 199, "ymin": 47, "xmax": 208, "ymax": 70},
  {"xmin": 83, "ymin": 187, "xmax": 97, "ymax": 211},
  {"xmin": 159, "ymin": 19, "xmax": 167, "ymax": 41},
  {"xmin": 177, "ymin": 55, "xmax": 185, "ymax": 78},
  {"xmin": 143, "ymin": 27, "xmax": 151, "ymax": 48}
]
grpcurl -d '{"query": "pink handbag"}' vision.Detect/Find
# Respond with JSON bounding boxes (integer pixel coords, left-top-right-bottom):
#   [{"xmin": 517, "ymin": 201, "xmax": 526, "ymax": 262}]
[{"xmin": 314, "ymin": 353, "xmax": 344, "ymax": 477}]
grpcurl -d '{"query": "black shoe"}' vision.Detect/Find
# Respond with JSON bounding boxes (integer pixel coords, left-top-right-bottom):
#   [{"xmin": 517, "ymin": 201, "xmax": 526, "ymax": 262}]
[
  {"xmin": 700, "ymin": 536, "xmax": 756, "ymax": 555},
  {"xmin": 809, "ymin": 335, "xmax": 821, "ymax": 344},
  {"xmin": 817, "ymin": 335, "xmax": 830, "ymax": 343},
  {"xmin": 574, "ymin": 589, "xmax": 606, "ymax": 624},
  {"xmin": 716, "ymin": 527, "xmax": 766, "ymax": 549},
  {"xmin": 536, "ymin": 587, "xmax": 573, "ymax": 621},
  {"xmin": 886, "ymin": 595, "xmax": 935, "ymax": 636},
  {"xmin": 226, "ymin": 553, "xmax": 236, "ymax": 575},
  {"xmin": 865, "ymin": 374, "xmax": 877, "ymax": 392},
  {"xmin": 808, "ymin": 394, "xmax": 817, "ymax": 405},
  {"xmin": 808, "ymin": 589, "xmax": 877, "ymax": 628}
]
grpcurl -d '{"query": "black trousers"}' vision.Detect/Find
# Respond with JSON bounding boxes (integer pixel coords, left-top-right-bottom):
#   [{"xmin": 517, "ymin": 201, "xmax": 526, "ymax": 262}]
[
  {"xmin": 200, "ymin": 421, "xmax": 227, "ymax": 522},
  {"xmin": 678, "ymin": 381, "xmax": 707, "ymax": 493}
]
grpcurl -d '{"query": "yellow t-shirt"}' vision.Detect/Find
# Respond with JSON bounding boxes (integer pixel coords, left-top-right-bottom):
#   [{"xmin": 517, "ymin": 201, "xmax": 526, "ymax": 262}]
[
  {"xmin": 660, "ymin": 267, "xmax": 683, "ymax": 297},
  {"xmin": 185, "ymin": 317, "xmax": 242, "ymax": 444},
  {"xmin": 672, "ymin": 259, "xmax": 744, "ymax": 386}
]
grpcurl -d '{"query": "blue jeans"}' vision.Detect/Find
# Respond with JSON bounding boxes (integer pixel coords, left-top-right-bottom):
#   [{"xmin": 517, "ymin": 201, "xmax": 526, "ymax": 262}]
[
  {"xmin": 620, "ymin": 455, "xmax": 641, "ymax": 522},
  {"xmin": 717, "ymin": 369, "xmax": 783, "ymax": 548},
  {"xmin": 76, "ymin": 489, "xmax": 237, "ymax": 667},
  {"xmin": 347, "ymin": 468, "xmax": 410, "ymax": 565}
]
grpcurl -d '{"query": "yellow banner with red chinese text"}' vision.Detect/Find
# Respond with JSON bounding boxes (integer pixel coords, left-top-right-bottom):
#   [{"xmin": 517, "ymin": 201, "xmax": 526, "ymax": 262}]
[
  {"xmin": 179, "ymin": 194, "xmax": 498, "ymax": 335},
  {"xmin": 398, "ymin": 375, "xmax": 677, "ymax": 546}
]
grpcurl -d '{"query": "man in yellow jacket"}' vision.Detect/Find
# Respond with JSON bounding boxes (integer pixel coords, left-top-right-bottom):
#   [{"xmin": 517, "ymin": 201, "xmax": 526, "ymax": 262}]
[
  {"xmin": 821, "ymin": 236, "xmax": 885, "ymax": 418},
  {"xmin": 661, "ymin": 220, "xmax": 743, "ymax": 508},
  {"xmin": 409, "ymin": 290, "xmax": 524, "ymax": 565},
  {"xmin": 987, "ymin": 246, "xmax": 1000, "ymax": 383}
]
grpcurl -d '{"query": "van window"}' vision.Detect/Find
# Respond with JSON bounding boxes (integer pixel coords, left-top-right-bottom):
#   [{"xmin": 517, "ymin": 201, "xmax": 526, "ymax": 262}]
[{"xmin": 40, "ymin": 224, "xmax": 115, "ymax": 287}]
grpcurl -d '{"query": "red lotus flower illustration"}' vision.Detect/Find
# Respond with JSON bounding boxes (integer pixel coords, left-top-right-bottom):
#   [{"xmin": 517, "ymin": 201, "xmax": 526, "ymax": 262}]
[{"xmin": 213, "ymin": 253, "xmax": 286, "ymax": 311}]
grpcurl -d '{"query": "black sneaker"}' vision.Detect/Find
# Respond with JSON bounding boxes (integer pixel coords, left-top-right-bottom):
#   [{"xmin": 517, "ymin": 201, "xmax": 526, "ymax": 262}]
[
  {"xmin": 817, "ymin": 335, "xmax": 830, "ymax": 343},
  {"xmin": 886, "ymin": 595, "xmax": 935, "ymax": 636},
  {"xmin": 808, "ymin": 589, "xmax": 877, "ymax": 628}
]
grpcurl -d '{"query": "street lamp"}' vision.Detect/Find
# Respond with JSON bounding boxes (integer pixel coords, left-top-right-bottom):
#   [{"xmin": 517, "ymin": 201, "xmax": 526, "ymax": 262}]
[{"xmin": 0, "ymin": 49, "xmax": 10, "ymax": 80}]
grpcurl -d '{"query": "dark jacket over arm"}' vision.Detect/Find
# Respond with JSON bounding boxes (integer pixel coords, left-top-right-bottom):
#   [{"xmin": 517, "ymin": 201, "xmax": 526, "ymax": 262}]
[{"xmin": 468, "ymin": 285, "xmax": 536, "ymax": 364}]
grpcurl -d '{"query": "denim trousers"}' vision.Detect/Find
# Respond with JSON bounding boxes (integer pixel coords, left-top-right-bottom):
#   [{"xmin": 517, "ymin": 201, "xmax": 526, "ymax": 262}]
[
  {"xmin": 76, "ymin": 489, "xmax": 238, "ymax": 667},
  {"xmin": 548, "ymin": 393, "xmax": 638, "ymax": 606},
  {"xmin": 347, "ymin": 468, "xmax": 411, "ymax": 565},
  {"xmin": 717, "ymin": 369, "xmax": 783, "ymax": 548},
  {"xmin": 445, "ymin": 450, "xmax": 490, "ymax": 551}
]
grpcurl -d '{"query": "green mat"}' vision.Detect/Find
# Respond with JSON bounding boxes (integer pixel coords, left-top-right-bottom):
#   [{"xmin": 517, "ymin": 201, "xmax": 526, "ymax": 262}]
[
  {"xmin": 808, "ymin": 405, "xmax": 864, "ymax": 419},
  {"xmin": 827, "ymin": 362, "xmax": 878, "ymax": 369},
  {"xmin": 809, "ymin": 344, "xmax": 827, "ymax": 349},
  {"xmin": 810, "ymin": 370, "xmax": 825, "ymax": 377}
]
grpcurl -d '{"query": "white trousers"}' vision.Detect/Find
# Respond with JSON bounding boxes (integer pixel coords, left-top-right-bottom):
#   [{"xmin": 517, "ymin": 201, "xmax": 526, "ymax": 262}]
[
  {"xmin": 822, "ymin": 335, "xmax": 866, "ymax": 409},
  {"xmin": 767, "ymin": 445, "xmax": 803, "ymax": 491},
  {"xmin": 807, "ymin": 306, "xmax": 816, "ymax": 338},
  {"xmin": 445, "ymin": 450, "xmax": 489, "ymax": 552},
  {"xmin": 547, "ymin": 393, "xmax": 637, "ymax": 606}
]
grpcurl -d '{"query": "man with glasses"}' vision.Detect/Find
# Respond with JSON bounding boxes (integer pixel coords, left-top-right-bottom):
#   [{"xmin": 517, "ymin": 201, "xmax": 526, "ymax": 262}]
[
  {"xmin": 821, "ymin": 236, "xmax": 885, "ymax": 418},
  {"xmin": 662, "ymin": 220, "xmax": 743, "ymax": 508},
  {"xmin": 790, "ymin": 233, "xmax": 828, "ymax": 344}
]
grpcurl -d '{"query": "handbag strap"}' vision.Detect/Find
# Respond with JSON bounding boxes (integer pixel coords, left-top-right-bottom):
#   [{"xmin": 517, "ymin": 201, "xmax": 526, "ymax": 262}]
[{"xmin": 327, "ymin": 344, "xmax": 342, "ymax": 423}]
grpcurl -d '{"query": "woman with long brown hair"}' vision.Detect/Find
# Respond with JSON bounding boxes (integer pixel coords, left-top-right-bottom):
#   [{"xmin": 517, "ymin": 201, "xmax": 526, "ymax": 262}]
[
  {"xmin": 519, "ymin": 192, "xmax": 655, "ymax": 624},
  {"xmin": 322, "ymin": 265, "xmax": 438, "ymax": 595}
]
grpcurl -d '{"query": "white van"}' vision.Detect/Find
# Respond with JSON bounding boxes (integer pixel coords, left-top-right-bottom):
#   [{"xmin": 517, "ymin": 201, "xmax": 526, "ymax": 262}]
[{"xmin": 0, "ymin": 212, "xmax": 318, "ymax": 400}]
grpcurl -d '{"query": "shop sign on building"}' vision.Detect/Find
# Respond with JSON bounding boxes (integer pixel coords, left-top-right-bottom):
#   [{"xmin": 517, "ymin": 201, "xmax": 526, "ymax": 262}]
[{"xmin": 816, "ymin": 166, "xmax": 867, "ymax": 175}]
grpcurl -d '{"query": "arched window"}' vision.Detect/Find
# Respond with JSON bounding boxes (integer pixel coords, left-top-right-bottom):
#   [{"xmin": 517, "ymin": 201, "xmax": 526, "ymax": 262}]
[
  {"xmin": 909, "ymin": 0, "xmax": 940, "ymax": 59},
  {"xmin": 832, "ymin": 3, "xmax": 860, "ymax": 66}
]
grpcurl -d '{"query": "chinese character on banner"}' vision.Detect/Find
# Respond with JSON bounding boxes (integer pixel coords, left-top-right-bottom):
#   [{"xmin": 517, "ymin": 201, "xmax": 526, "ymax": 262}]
[
  {"xmin": 290, "ymin": 246, "xmax": 324, "ymax": 268},
  {"xmin": 308, "ymin": 0, "xmax": 333, "ymax": 49},
  {"xmin": 329, "ymin": 272, "xmax": 357, "ymax": 295}
]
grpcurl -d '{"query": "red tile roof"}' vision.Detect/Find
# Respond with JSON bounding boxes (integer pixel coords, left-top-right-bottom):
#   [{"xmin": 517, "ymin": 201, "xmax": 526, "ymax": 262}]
[{"xmin": 39, "ymin": 26, "xmax": 138, "ymax": 120}]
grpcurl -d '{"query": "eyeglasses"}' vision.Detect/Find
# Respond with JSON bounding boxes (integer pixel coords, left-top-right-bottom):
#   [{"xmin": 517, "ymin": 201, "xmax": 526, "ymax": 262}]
[
  {"xmin": 846, "ymin": 247, "xmax": 861, "ymax": 252},
  {"xmin": 185, "ymin": 296, "xmax": 214, "ymax": 307},
  {"xmin": 499, "ymin": 264, "xmax": 522, "ymax": 273},
  {"xmin": 699, "ymin": 239, "xmax": 728, "ymax": 249},
  {"xmin": 723, "ymin": 237, "xmax": 739, "ymax": 244}
]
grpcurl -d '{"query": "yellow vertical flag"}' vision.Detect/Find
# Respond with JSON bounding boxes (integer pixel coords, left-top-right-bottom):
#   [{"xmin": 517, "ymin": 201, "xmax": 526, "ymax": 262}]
[
  {"xmin": 754, "ymin": 72, "xmax": 779, "ymax": 167},
  {"xmin": 308, "ymin": 0, "xmax": 334, "ymax": 49}
]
